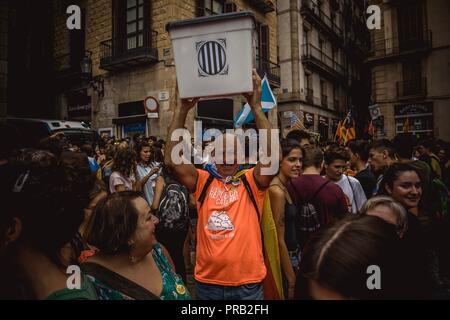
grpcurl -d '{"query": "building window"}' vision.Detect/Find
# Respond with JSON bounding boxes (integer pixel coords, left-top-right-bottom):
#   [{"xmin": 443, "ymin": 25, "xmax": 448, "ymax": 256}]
[
  {"xmin": 333, "ymin": 84, "xmax": 339, "ymax": 110},
  {"xmin": 196, "ymin": 0, "xmax": 224, "ymax": 17},
  {"xmin": 398, "ymin": 1, "xmax": 424, "ymax": 50},
  {"xmin": 113, "ymin": 0, "xmax": 150, "ymax": 52},
  {"xmin": 319, "ymin": 38, "xmax": 325, "ymax": 62},
  {"xmin": 401, "ymin": 59, "xmax": 423, "ymax": 96},
  {"xmin": 318, "ymin": 116, "xmax": 329, "ymax": 141},
  {"xmin": 126, "ymin": 0, "xmax": 145, "ymax": 49},
  {"xmin": 255, "ymin": 23, "xmax": 270, "ymax": 71},
  {"xmin": 402, "ymin": 59, "xmax": 422, "ymax": 80},
  {"xmin": 306, "ymin": 73, "xmax": 313, "ymax": 103},
  {"xmin": 320, "ymin": 79, "xmax": 327, "ymax": 108},
  {"xmin": 303, "ymin": 27, "xmax": 310, "ymax": 45}
]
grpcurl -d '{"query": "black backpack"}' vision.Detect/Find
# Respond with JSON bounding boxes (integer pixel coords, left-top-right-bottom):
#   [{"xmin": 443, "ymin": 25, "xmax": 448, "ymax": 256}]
[
  {"xmin": 157, "ymin": 175, "xmax": 189, "ymax": 232},
  {"xmin": 291, "ymin": 181, "xmax": 330, "ymax": 233}
]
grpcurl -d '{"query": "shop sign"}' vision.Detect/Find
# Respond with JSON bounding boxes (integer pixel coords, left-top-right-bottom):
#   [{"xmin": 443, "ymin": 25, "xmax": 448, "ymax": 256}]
[
  {"xmin": 395, "ymin": 102, "xmax": 433, "ymax": 116},
  {"xmin": 304, "ymin": 112, "xmax": 314, "ymax": 127},
  {"xmin": 319, "ymin": 115, "xmax": 329, "ymax": 126}
]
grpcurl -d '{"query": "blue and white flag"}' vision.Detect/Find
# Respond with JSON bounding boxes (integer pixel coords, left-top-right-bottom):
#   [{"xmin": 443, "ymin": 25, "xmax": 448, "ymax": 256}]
[{"xmin": 233, "ymin": 75, "xmax": 277, "ymax": 128}]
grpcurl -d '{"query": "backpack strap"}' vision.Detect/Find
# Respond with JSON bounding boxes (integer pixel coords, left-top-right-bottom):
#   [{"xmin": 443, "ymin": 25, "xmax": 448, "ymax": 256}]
[
  {"xmin": 241, "ymin": 174, "xmax": 265, "ymax": 258},
  {"xmin": 346, "ymin": 175, "xmax": 358, "ymax": 212},
  {"xmin": 310, "ymin": 181, "xmax": 331, "ymax": 202},
  {"xmin": 241, "ymin": 174, "xmax": 261, "ymax": 222},
  {"xmin": 81, "ymin": 262, "xmax": 160, "ymax": 300},
  {"xmin": 291, "ymin": 180, "xmax": 330, "ymax": 205},
  {"xmin": 198, "ymin": 172, "xmax": 265, "ymax": 256},
  {"xmin": 198, "ymin": 173, "xmax": 215, "ymax": 209}
]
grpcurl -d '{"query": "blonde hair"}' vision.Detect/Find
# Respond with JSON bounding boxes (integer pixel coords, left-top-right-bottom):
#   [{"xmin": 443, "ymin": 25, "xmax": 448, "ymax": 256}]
[{"xmin": 360, "ymin": 196, "xmax": 408, "ymax": 237}]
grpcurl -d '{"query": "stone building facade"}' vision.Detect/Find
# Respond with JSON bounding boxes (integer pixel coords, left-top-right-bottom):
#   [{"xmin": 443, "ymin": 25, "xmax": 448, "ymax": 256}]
[
  {"xmin": 53, "ymin": 0, "xmax": 279, "ymax": 139},
  {"xmin": 277, "ymin": 0, "xmax": 370, "ymax": 140},
  {"xmin": 367, "ymin": 0, "xmax": 450, "ymax": 140}
]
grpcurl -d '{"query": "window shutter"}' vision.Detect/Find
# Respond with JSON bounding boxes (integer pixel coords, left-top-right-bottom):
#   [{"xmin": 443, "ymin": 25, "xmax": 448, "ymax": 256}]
[{"xmin": 224, "ymin": 2, "xmax": 237, "ymax": 13}]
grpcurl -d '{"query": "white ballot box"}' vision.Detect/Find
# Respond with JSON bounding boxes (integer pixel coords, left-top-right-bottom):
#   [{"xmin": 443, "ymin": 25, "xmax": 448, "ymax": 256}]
[{"xmin": 166, "ymin": 12, "xmax": 256, "ymax": 99}]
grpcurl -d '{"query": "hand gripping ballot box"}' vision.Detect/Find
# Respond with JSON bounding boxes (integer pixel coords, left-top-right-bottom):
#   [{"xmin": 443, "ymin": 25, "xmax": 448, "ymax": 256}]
[{"xmin": 166, "ymin": 12, "xmax": 256, "ymax": 99}]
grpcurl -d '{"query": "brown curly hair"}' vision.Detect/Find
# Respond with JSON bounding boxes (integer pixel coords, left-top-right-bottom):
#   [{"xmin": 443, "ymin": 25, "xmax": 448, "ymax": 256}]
[{"xmin": 112, "ymin": 148, "xmax": 137, "ymax": 178}]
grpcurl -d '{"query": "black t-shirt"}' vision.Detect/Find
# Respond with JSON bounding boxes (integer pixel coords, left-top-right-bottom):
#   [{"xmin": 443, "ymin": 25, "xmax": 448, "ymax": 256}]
[
  {"xmin": 399, "ymin": 211, "xmax": 433, "ymax": 299},
  {"xmin": 354, "ymin": 168, "xmax": 376, "ymax": 199}
]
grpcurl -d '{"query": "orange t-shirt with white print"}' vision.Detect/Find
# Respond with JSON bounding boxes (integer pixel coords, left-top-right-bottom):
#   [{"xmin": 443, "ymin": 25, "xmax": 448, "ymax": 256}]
[{"xmin": 193, "ymin": 167, "xmax": 267, "ymax": 286}]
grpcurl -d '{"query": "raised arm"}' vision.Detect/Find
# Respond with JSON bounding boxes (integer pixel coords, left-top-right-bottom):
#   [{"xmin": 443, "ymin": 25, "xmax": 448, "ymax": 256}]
[
  {"xmin": 164, "ymin": 96, "xmax": 199, "ymax": 193},
  {"xmin": 151, "ymin": 175, "xmax": 165, "ymax": 212},
  {"xmin": 243, "ymin": 70, "xmax": 275, "ymax": 189},
  {"xmin": 134, "ymin": 166, "xmax": 160, "ymax": 192}
]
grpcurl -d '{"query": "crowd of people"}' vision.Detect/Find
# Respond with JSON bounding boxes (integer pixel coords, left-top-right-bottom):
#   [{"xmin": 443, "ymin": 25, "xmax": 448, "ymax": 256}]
[{"xmin": 1, "ymin": 72, "xmax": 449, "ymax": 300}]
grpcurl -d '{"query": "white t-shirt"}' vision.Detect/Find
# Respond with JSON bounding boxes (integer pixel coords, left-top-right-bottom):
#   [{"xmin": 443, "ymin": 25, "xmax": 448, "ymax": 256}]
[
  {"xmin": 109, "ymin": 171, "xmax": 135, "ymax": 194},
  {"xmin": 334, "ymin": 175, "xmax": 367, "ymax": 214}
]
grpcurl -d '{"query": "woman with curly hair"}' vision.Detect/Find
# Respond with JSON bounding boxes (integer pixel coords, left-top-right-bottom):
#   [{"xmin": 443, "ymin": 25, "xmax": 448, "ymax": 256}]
[{"xmin": 109, "ymin": 147, "xmax": 159, "ymax": 194}]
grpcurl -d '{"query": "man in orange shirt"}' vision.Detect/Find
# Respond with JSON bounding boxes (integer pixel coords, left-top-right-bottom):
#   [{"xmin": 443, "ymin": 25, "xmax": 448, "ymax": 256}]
[{"xmin": 165, "ymin": 71, "xmax": 276, "ymax": 300}]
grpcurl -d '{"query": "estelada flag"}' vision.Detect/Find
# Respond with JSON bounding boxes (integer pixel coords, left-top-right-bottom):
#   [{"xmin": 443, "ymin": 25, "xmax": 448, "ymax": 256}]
[
  {"xmin": 344, "ymin": 121, "xmax": 356, "ymax": 143},
  {"xmin": 334, "ymin": 120, "xmax": 343, "ymax": 141},
  {"xmin": 367, "ymin": 120, "xmax": 375, "ymax": 136},
  {"xmin": 403, "ymin": 118, "xmax": 411, "ymax": 133}
]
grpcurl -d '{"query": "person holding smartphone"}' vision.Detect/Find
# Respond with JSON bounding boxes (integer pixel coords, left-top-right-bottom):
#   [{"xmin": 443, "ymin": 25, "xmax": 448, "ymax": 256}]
[{"xmin": 135, "ymin": 142, "xmax": 161, "ymax": 205}]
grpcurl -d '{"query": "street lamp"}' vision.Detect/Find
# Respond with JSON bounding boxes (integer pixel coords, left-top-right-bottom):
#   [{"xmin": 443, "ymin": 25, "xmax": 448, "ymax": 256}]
[
  {"xmin": 80, "ymin": 51, "xmax": 104, "ymax": 98},
  {"xmin": 80, "ymin": 51, "xmax": 93, "ymax": 77}
]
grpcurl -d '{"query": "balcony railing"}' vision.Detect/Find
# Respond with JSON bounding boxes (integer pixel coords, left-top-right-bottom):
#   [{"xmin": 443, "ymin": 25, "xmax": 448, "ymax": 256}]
[
  {"xmin": 397, "ymin": 77, "xmax": 427, "ymax": 98},
  {"xmin": 300, "ymin": 0, "xmax": 343, "ymax": 40},
  {"xmin": 321, "ymin": 95, "xmax": 328, "ymax": 108},
  {"xmin": 100, "ymin": 29, "xmax": 158, "ymax": 71},
  {"xmin": 302, "ymin": 44, "xmax": 346, "ymax": 80},
  {"xmin": 305, "ymin": 88, "xmax": 314, "ymax": 104},
  {"xmin": 244, "ymin": 0, "xmax": 275, "ymax": 13},
  {"xmin": 256, "ymin": 56, "xmax": 280, "ymax": 87},
  {"xmin": 369, "ymin": 30, "xmax": 432, "ymax": 59}
]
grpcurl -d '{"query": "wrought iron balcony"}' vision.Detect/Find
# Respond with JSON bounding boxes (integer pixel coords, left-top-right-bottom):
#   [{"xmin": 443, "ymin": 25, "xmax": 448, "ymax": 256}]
[
  {"xmin": 100, "ymin": 29, "xmax": 158, "ymax": 71},
  {"xmin": 302, "ymin": 44, "xmax": 346, "ymax": 82},
  {"xmin": 300, "ymin": 0, "xmax": 343, "ymax": 42},
  {"xmin": 244, "ymin": 0, "xmax": 275, "ymax": 14},
  {"xmin": 256, "ymin": 56, "xmax": 280, "ymax": 88},
  {"xmin": 368, "ymin": 30, "xmax": 432, "ymax": 60},
  {"xmin": 397, "ymin": 77, "xmax": 427, "ymax": 99}
]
